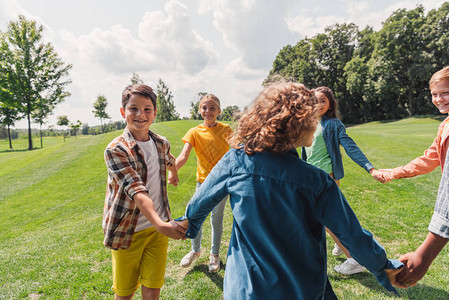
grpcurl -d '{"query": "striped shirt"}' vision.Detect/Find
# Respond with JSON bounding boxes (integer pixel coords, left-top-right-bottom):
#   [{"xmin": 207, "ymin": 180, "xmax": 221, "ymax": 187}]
[
  {"xmin": 102, "ymin": 128, "xmax": 175, "ymax": 250},
  {"xmin": 428, "ymin": 151, "xmax": 449, "ymax": 239}
]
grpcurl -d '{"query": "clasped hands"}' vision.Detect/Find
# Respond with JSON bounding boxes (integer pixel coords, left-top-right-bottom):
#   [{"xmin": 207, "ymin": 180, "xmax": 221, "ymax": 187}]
[
  {"xmin": 159, "ymin": 219, "xmax": 189, "ymax": 240},
  {"xmin": 370, "ymin": 168, "xmax": 394, "ymax": 184},
  {"xmin": 388, "ymin": 251, "xmax": 429, "ymax": 289}
]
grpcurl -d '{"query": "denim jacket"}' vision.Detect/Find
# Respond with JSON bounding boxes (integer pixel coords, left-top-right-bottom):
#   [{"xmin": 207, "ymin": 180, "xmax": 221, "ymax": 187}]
[
  {"xmin": 302, "ymin": 116, "xmax": 373, "ymax": 180},
  {"xmin": 178, "ymin": 148, "xmax": 401, "ymax": 299}
]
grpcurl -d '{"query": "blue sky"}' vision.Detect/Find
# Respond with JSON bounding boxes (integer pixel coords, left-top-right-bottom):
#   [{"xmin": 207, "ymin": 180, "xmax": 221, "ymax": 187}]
[{"xmin": 0, "ymin": 0, "xmax": 445, "ymax": 128}]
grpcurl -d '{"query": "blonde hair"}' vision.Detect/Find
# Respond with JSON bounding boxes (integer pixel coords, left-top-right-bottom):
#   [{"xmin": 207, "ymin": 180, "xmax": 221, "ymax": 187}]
[
  {"xmin": 199, "ymin": 94, "xmax": 221, "ymax": 108},
  {"xmin": 229, "ymin": 82, "xmax": 318, "ymax": 155},
  {"xmin": 430, "ymin": 66, "xmax": 449, "ymax": 88}
]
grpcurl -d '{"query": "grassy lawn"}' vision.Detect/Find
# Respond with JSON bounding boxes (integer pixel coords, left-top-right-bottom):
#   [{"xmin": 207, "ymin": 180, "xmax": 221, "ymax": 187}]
[{"xmin": 1, "ymin": 117, "xmax": 448, "ymax": 299}]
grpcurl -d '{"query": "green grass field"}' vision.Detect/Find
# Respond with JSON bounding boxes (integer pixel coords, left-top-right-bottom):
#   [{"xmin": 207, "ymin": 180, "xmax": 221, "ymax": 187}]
[{"xmin": 1, "ymin": 118, "xmax": 448, "ymax": 299}]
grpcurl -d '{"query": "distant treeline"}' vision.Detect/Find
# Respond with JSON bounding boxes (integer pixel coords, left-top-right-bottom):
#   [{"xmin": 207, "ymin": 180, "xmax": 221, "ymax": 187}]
[
  {"xmin": 0, "ymin": 120, "xmax": 127, "ymax": 140},
  {"xmin": 269, "ymin": 3, "xmax": 449, "ymax": 124}
]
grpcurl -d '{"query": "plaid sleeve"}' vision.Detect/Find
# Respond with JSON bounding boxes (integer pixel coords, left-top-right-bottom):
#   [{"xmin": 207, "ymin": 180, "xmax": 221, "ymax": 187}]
[
  {"xmin": 162, "ymin": 137, "xmax": 175, "ymax": 167},
  {"xmin": 428, "ymin": 153, "xmax": 449, "ymax": 239},
  {"xmin": 104, "ymin": 144, "xmax": 147, "ymax": 200}
]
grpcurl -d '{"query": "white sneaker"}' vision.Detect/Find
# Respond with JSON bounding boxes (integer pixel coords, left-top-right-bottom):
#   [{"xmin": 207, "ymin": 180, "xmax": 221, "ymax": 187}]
[
  {"xmin": 332, "ymin": 244, "xmax": 344, "ymax": 256},
  {"xmin": 180, "ymin": 251, "xmax": 201, "ymax": 267},
  {"xmin": 209, "ymin": 254, "xmax": 220, "ymax": 273},
  {"xmin": 334, "ymin": 258, "xmax": 366, "ymax": 275}
]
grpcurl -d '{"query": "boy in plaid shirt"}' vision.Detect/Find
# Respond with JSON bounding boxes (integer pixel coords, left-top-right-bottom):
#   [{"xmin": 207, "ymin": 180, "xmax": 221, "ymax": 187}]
[{"xmin": 103, "ymin": 84, "xmax": 186, "ymax": 299}]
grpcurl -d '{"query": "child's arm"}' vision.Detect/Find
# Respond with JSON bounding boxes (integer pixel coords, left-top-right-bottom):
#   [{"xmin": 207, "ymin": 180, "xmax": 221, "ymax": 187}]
[
  {"xmin": 134, "ymin": 191, "xmax": 186, "ymax": 239},
  {"xmin": 335, "ymin": 120, "xmax": 374, "ymax": 172},
  {"xmin": 390, "ymin": 138, "xmax": 440, "ymax": 179},
  {"xmin": 167, "ymin": 163, "xmax": 179, "ymax": 186},
  {"xmin": 397, "ymin": 232, "xmax": 448, "ymax": 287},
  {"xmin": 176, "ymin": 142, "xmax": 193, "ymax": 170}
]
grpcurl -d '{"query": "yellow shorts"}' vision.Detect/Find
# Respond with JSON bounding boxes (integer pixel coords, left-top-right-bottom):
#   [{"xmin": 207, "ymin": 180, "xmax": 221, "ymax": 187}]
[{"xmin": 111, "ymin": 227, "xmax": 169, "ymax": 296}]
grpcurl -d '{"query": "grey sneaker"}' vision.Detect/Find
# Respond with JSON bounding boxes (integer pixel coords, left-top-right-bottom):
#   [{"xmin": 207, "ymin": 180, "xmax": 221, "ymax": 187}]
[
  {"xmin": 209, "ymin": 254, "xmax": 220, "ymax": 273},
  {"xmin": 180, "ymin": 251, "xmax": 201, "ymax": 268},
  {"xmin": 332, "ymin": 244, "xmax": 344, "ymax": 256},
  {"xmin": 334, "ymin": 258, "xmax": 366, "ymax": 275}
]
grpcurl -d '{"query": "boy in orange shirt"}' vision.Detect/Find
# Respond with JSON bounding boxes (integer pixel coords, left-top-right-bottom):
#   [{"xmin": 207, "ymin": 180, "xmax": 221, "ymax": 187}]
[{"xmin": 380, "ymin": 66, "xmax": 449, "ymax": 180}]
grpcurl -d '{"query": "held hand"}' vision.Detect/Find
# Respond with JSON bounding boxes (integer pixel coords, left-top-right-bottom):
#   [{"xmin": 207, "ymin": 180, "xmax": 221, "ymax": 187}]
[
  {"xmin": 385, "ymin": 266, "xmax": 407, "ymax": 289},
  {"xmin": 378, "ymin": 169, "xmax": 394, "ymax": 183},
  {"xmin": 396, "ymin": 252, "xmax": 431, "ymax": 287},
  {"xmin": 168, "ymin": 171, "xmax": 179, "ymax": 186},
  {"xmin": 370, "ymin": 169, "xmax": 393, "ymax": 183},
  {"xmin": 172, "ymin": 219, "xmax": 189, "ymax": 240},
  {"xmin": 157, "ymin": 221, "xmax": 187, "ymax": 240}
]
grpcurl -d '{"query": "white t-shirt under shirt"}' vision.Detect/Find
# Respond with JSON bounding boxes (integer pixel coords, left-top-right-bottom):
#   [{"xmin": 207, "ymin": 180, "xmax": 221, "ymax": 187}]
[{"xmin": 135, "ymin": 138, "xmax": 164, "ymax": 232}]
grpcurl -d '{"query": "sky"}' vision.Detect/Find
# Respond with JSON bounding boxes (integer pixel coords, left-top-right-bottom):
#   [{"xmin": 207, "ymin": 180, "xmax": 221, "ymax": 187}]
[{"xmin": 0, "ymin": 0, "xmax": 445, "ymax": 129}]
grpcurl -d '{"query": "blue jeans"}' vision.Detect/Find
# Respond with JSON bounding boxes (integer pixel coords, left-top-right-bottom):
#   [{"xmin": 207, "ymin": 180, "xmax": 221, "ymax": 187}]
[{"xmin": 191, "ymin": 181, "xmax": 227, "ymax": 255}]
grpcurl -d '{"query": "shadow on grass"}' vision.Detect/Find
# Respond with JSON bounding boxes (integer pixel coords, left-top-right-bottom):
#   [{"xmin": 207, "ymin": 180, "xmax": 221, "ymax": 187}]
[
  {"xmin": 329, "ymin": 271, "xmax": 449, "ymax": 299},
  {"xmin": 0, "ymin": 147, "xmax": 43, "ymax": 153},
  {"xmin": 399, "ymin": 284, "xmax": 449, "ymax": 299},
  {"xmin": 186, "ymin": 262, "xmax": 226, "ymax": 291}
]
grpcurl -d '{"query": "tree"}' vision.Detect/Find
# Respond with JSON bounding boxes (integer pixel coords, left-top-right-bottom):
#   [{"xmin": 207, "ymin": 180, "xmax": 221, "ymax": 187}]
[
  {"xmin": 155, "ymin": 79, "xmax": 179, "ymax": 122},
  {"xmin": 368, "ymin": 6, "xmax": 428, "ymax": 119},
  {"xmin": 190, "ymin": 92, "xmax": 207, "ymax": 120},
  {"xmin": 81, "ymin": 123, "xmax": 89, "ymax": 135},
  {"xmin": 93, "ymin": 94, "xmax": 110, "ymax": 133},
  {"xmin": 69, "ymin": 120, "xmax": 82, "ymax": 139},
  {"xmin": 57, "ymin": 115, "xmax": 69, "ymax": 142},
  {"xmin": 130, "ymin": 72, "xmax": 144, "ymax": 84},
  {"xmin": 0, "ymin": 15, "xmax": 72, "ymax": 150},
  {"xmin": 32, "ymin": 99, "xmax": 54, "ymax": 148},
  {"xmin": 221, "ymin": 105, "xmax": 240, "ymax": 121},
  {"xmin": 0, "ymin": 102, "xmax": 20, "ymax": 149}
]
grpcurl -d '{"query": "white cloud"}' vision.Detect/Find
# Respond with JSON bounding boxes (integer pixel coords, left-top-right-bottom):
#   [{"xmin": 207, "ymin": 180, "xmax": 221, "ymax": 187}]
[
  {"xmin": 286, "ymin": 13, "xmax": 345, "ymax": 38},
  {"xmin": 224, "ymin": 58, "xmax": 266, "ymax": 79},
  {"xmin": 208, "ymin": 0, "xmax": 300, "ymax": 70},
  {"xmin": 287, "ymin": 0, "xmax": 445, "ymax": 38},
  {"xmin": 138, "ymin": 1, "xmax": 217, "ymax": 74}
]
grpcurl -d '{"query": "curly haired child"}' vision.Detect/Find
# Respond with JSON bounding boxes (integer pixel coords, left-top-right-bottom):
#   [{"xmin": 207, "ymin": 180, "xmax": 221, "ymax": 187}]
[{"xmin": 175, "ymin": 81, "xmax": 402, "ymax": 299}]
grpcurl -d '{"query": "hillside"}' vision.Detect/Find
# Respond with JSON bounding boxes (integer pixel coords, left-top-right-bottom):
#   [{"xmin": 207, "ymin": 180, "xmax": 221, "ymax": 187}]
[{"xmin": 1, "ymin": 118, "xmax": 448, "ymax": 299}]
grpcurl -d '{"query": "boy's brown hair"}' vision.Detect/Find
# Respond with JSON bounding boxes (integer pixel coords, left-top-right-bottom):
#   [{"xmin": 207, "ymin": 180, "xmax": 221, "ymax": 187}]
[
  {"xmin": 229, "ymin": 82, "xmax": 318, "ymax": 155},
  {"xmin": 430, "ymin": 66, "xmax": 449, "ymax": 88},
  {"xmin": 122, "ymin": 84, "xmax": 157, "ymax": 109}
]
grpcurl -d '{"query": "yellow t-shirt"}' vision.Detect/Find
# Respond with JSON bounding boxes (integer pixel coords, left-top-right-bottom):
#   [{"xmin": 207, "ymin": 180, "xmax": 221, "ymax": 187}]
[{"xmin": 182, "ymin": 122, "xmax": 233, "ymax": 183}]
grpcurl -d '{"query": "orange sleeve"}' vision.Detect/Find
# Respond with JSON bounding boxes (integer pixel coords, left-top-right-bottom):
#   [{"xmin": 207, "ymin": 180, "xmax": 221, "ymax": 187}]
[{"xmin": 392, "ymin": 136, "xmax": 440, "ymax": 179}]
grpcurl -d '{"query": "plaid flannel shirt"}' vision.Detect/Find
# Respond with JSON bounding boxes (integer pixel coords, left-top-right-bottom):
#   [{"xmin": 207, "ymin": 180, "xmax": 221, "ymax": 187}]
[
  {"xmin": 428, "ymin": 151, "xmax": 449, "ymax": 239},
  {"xmin": 102, "ymin": 128, "xmax": 175, "ymax": 250}
]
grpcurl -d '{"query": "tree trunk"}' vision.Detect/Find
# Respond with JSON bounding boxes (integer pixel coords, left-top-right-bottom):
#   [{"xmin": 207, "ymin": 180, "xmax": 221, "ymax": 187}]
[
  {"xmin": 27, "ymin": 111, "xmax": 33, "ymax": 150},
  {"xmin": 408, "ymin": 81, "xmax": 414, "ymax": 116},
  {"xmin": 40, "ymin": 123, "xmax": 43, "ymax": 148},
  {"xmin": 101, "ymin": 118, "xmax": 103, "ymax": 133},
  {"xmin": 7, "ymin": 125, "xmax": 12, "ymax": 150}
]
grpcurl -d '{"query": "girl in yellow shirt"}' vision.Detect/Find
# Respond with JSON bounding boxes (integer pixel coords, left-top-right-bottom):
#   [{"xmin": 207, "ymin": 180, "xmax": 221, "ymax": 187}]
[{"xmin": 176, "ymin": 94, "xmax": 233, "ymax": 273}]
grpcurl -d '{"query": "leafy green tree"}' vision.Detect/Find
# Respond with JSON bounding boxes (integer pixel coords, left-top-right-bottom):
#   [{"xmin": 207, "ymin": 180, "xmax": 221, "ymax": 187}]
[
  {"xmin": 190, "ymin": 92, "xmax": 207, "ymax": 120},
  {"xmin": 57, "ymin": 115, "xmax": 70, "ymax": 142},
  {"xmin": 368, "ymin": 6, "xmax": 428, "ymax": 119},
  {"xmin": 155, "ymin": 79, "xmax": 179, "ymax": 122},
  {"xmin": 221, "ymin": 105, "xmax": 240, "ymax": 121},
  {"xmin": 0, "ymin": 15, "xmax": 71, "ymax": 150},
  {"xmin": 93, "ymin": 94, "xmax": 110, "ymax": 133},
  {"xmin": 0, "ymin": 102, "xmax": 20, "ymax": 149},
  {"xmin": 130, "ymin": 72, "xmax": 144, "ymax": 84},
  {"xmin": 70, "ymin": 120, "xmax": 82, "ymax": 139},
  {"xmin": 422, "ymin": 2, "xmax": 449, "ymax": 70},
  {"xmin": 82, "ymin": 123, "xmax": 89, "ymax": 135},
  {"xmin": 32, "ymin": 99, "xmax": 54, "ymax": 148}
]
